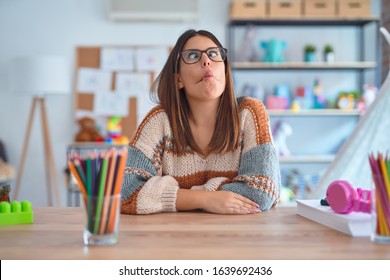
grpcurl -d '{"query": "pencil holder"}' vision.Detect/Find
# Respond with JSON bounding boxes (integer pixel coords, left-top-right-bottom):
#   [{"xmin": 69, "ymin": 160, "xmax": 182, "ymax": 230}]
[
  {"xmin": 83, "ymin": 194, "xmax": 121, "ymax": 246},
  {"xmin": 369, "ymin": 153, "xmax": 390, "ymax": 244},
  {"xmin": 67, "ymin": 145, "xmax": 128, "ymax": 246},
  {"xmin": 371, "ymin": 175, "xmax": 390, "ymax": 244}
]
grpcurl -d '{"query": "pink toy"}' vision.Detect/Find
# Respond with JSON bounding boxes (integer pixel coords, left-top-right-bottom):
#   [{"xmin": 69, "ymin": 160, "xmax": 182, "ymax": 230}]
[
  {"xmin": 267, "ymin": 96, "xmax": 288, "ymax": 110},
  {"xmin": 326, "ymin": 180, "xmax": 371, "ymax": 214}
]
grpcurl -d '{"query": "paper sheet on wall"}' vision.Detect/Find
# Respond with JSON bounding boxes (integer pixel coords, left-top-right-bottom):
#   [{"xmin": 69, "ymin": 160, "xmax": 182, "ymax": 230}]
[
  {"xmin": 93, "ymin": 91, "xmax": 128, "ymax": 117},
  {"xmin": 100, "ymin": 47, "xmax": 134, "ymax": 71},
  {"xmin": 115, "ymin": 72, "xmax": 151, "ymax": 97},
  {"xmin": 135, "ymin": 47, "xmax": 169, "ymax": 72},
  {"xmin": 77, "ymin": 68, "xmax": 112, "ymax": 93}
]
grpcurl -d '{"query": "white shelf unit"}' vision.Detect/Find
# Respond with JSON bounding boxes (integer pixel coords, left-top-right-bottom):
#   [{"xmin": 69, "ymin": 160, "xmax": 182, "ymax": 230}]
[
  {"xmin": 268, "ymin": 109, "xmax": 361, "ymax": 116},
  {"xmin": 233, "ymin": 61, "xmax": 376, "ymax": 70},
  {"xmin": 227, "ymin": 18, "xmax": 381, "ymax": 201},
  {"xmin": 279, "ymin": 155, "xmax": 335, "ymax": 164}
]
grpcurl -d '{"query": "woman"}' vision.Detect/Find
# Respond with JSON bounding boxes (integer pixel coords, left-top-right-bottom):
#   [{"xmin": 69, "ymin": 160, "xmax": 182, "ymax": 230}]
[{"xmin": 121, "ymin": 29, "xmax": 280, "ymax": 215}]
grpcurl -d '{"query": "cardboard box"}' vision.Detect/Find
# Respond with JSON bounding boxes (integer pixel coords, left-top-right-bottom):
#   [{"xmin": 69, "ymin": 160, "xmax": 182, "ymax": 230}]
[
  {"xmin": 304, "ymin": 0, "xmax": 337, "ymax": 18},
  {"xmin": 230, "ymin": 0, "xmax": 267, "ymax": 19},
  {"xmin": 268, "ymin": 0, "xmax": 302, "ymax": 19},
  {"xmin": 338, "ymin": 0, "xmax": 371, "ymax": 18}
]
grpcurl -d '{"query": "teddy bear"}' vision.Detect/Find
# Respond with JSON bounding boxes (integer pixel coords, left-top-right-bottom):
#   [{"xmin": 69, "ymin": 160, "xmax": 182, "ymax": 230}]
[{"xmin": 74, "ymin": 117, "xmax": 104, "ymax": 142}]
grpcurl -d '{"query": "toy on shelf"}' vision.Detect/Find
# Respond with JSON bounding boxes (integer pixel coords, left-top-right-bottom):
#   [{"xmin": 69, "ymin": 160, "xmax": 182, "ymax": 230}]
[
  {"xmin": 312, "ymin": 78, "xmax": 326, "ymax": 109},
  {"xmin": 240, "ymin": 83, "xmax": 265, "ymax": 102},
  {"xmin": 267, "ymin": 84, "xmax": 290, "ymax": 110},
  {"xmin": 282, "ymin": 169, "xmax": 322, "ymax": 199},
  {"xmin": 280, "ymin": 186, "xmax": 295, "ymax": 203},
  {"xmin": 272, "ymin": 120, "xmax": 293, "ymax": 157},
  {"xmin": 106, "ymin": 116, "xmax": 129, "ymax": 145},
  {"xmin": 336, "ymin": 92, "xmax": 357, "ymax": 110},
  {"xmin": 0, "ymin": 159, "xmax": 15, "ymax": 182},
  {"xmin": 275, "ymin": 84, "xmax": 291, "ymax": 108},
  {"xmin": 236, "ymin": 25, "xmax": 258, "ymax": 62},
  {"xmin": 261, "ymin": 39, "xmax": 287, "ymax": 63},
  {"xmin": 357, "ymin": 84, "xmax": 378, "ymax": 114},
  {"xmin": 294, "ymin": 86, "xmax": 313, "ymax": 109},
  {"xmin": 267, "ymin": 96, "xmax": 288, "ymax": 110},
  {"xmin": 0, "ymin": 200, "xmax": 34, "ymax": 226},
  {"xmin": 75, "ymin": 117, "xmax": 104, "ymax": 142},
  {"xmin": 0, "ymin": 184, "xmax": 11, "ymax": 202}
]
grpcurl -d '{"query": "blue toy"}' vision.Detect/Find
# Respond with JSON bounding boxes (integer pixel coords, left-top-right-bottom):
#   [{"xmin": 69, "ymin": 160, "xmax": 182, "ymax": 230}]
[{"xmin": 260, "ymin": 39, "xmax": 287, "ymax": 63}]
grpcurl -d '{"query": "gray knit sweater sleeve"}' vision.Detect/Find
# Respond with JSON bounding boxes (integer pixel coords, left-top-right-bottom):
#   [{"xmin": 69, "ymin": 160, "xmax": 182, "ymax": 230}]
[{"xmin": 221, "ymin": 98, "xmax": 281, "ymax": 211}]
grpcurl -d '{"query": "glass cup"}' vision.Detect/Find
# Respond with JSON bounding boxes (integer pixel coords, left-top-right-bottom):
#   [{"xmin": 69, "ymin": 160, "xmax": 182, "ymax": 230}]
[
  {"xmin": 371, "ymin": 176, "xmax": 390, "ymax": 244},
  {"xmin": 83, "ymin": 194, "xmax": 121, "ymax": 246},
  {"xmin": 66, "ymin": 144, "xmax": 128, "ymax": 246}
]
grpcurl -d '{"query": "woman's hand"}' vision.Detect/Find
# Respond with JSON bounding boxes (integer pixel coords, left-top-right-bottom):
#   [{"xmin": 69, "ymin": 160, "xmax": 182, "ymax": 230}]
[
  {"xmin": 200, "ymin": 191, "xmax": 260, "ymax": 215},
  {"xmin": 176, "ymin": 189, "xmax": 260, "ymax": 215}
]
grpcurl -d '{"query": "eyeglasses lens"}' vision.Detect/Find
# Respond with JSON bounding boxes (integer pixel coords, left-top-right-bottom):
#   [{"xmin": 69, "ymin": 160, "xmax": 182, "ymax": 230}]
[{"xmin": 181, "ymin": 48, "xmax": 226, "ymax": 64}]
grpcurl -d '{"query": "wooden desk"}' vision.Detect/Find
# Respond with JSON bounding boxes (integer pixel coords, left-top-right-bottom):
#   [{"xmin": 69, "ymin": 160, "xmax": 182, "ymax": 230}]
[{"xmin": 0, "ymin": 207, "xmax": 389, "ymax": 260}]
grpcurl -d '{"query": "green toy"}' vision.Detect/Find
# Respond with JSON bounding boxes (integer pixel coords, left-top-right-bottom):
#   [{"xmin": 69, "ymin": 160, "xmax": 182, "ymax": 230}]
[{"xmin": 0, "ymin": 200, "xmax": 34, "ymax": 226}]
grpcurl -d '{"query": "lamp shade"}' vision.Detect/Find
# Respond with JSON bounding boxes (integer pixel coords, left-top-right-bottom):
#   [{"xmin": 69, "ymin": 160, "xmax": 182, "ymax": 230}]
[{"xmin": 9, "ymin": 55, "xmax": 71, "ymax": 95}]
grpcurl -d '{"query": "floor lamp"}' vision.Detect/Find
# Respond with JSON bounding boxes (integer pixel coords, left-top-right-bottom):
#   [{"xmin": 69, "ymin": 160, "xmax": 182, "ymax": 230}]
[{"xmin": 9, "ymin": 56, "xmax": 70, "ymax": 206}]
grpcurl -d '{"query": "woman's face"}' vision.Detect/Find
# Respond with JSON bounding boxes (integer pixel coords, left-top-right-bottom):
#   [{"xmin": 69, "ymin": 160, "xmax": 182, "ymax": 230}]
[{"xmin": 177, "ymin": 35, "xmax": 226, "ymax": 104}]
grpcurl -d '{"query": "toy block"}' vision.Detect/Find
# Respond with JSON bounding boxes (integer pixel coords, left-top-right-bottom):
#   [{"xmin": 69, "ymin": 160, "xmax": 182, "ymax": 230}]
[{"xmin": 0, "ymin": 200, "xmax": 34, "ymax": 226}]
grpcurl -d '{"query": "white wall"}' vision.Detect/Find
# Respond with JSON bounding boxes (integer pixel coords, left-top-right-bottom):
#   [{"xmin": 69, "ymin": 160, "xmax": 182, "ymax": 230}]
[{"xmin": 0, "ymin": 0, "xmax": 230, "ymax": 206}]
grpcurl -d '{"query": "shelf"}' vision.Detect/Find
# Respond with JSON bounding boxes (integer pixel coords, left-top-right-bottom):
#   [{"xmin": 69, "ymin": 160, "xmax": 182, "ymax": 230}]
[
  {"xmin": 233, "ymin": 61, "xmax": 376, "ymax": 70},
  {"xmin": 268, "ymin": 109, "xmax": 361, "ymax": 117},
  {"xmin": 279, "ymin": 155, "xmax": 335, "ymax": 163},
  {"xmin": 229, "ymin": 17, "xmax": 380, "ymax": 27}
]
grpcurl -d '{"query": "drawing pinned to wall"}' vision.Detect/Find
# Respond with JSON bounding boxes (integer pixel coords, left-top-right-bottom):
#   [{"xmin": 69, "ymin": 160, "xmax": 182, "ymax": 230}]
[
  {"xmin": 93, "ymin": 91, "xmax": 128, "ymax": 117},
  {"xmin": 136, "ymin": 47, "xmax": 169, "ymax": 72},
  {"xmin": 74, "ymin": 46, "xmax": 170, "ymax": 138},
  {"xmin": 100, "ymin": 47, "xmax": 134, "ymax": 71},
  {"xmin": 115, "ymin": 72, "xmax": 151, "ymax": 97},
  {"xmin": 77, "ymin": 68, "xmax": 112, "ymax": 93}
]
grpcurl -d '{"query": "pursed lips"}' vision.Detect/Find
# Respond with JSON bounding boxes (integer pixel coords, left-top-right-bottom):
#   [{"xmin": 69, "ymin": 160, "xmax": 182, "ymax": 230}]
[{"xmin": 201, "ymin": 71, "xmax": 214, "ymax": 81}]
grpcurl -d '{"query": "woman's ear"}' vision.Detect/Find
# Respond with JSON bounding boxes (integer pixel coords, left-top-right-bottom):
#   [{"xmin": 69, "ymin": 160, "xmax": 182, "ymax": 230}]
[{"xmin": 177, "ymin": 74, "xmax": 184, "ymax": 89}]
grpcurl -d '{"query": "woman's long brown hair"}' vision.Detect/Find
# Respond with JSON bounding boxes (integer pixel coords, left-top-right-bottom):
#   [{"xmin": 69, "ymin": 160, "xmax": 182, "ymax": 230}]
[{"xmin": 151, "ymin": 29, "xmax": 240, "ymax": 156}]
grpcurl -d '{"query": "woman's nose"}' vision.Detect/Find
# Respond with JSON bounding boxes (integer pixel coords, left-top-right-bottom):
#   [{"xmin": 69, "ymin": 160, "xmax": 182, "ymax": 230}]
[{"xmin": 201, "ymin": 53, "xmax": 211, "ymax": 67}]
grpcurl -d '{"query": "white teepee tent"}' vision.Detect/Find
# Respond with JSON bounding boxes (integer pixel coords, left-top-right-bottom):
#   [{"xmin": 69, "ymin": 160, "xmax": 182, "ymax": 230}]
[{"xmin": 309, "ymin": 27, "xmax": 390, "ymax": 198}]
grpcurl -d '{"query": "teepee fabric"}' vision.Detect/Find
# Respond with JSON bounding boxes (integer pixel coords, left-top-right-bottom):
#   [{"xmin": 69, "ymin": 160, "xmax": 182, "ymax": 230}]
[{"xmin": 310, "ymin": 27, "xmax": 390, "ymax": 198}]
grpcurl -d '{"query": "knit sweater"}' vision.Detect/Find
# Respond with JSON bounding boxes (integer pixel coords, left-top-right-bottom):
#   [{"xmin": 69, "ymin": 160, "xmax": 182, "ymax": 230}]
[{"xmin": 121, "ymin": 97, "xmax": 281, "ymax": 214}]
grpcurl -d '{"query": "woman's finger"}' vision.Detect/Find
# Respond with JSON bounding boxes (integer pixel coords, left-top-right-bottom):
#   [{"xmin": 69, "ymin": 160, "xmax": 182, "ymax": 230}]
[{"xmin": 233, "ymin": 194, "xmax": 259, "ymax": 208}]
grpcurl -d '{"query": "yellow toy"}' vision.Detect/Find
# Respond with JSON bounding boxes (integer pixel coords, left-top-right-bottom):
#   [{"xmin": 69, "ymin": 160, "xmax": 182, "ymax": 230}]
[
  {"xmin": 106, "ymin": 116, "xmax": 129, "ymax": 145},
  {"xmin": 337, "ymin": 92, "xmax": 356, "ymax": 110}
]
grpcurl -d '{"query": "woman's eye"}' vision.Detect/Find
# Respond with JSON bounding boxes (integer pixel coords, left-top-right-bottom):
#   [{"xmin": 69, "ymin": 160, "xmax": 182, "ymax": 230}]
[
  {"xmin": 208, "ymin": 50, "xmax": 219, "ymax": 58},
  {"xmin": 187, "ymin": 51, "xmax": 200, "ymax": 60}
]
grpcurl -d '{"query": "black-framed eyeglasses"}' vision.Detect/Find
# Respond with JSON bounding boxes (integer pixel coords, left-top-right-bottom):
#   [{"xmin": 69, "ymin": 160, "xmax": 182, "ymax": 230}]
[{"xmin": 178, "ymin": 47, "xmax": 228, "ymax": 64}]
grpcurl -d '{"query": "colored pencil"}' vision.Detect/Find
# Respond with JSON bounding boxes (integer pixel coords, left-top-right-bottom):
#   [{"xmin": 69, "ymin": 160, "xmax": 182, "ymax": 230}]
[
  {"xmin": 99, "ymin": 149, "xmax": 117, "ymax": 234},
  {"xmin": 93, "ymin": 151, "xmax": 108, "ymax": 234},
  {"xmin": 67, "ymin": 160, "xmax": 87, "ymax": 199},
  {"xmin": 107, "ymin": 147, "xmax": 128, "ymax": 233}
]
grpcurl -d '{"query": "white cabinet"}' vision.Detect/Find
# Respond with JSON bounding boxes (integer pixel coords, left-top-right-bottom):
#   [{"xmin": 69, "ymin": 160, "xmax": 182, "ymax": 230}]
[{"xmin": 227, "ymin": 18, "xmax": 381, "ymax": 201}]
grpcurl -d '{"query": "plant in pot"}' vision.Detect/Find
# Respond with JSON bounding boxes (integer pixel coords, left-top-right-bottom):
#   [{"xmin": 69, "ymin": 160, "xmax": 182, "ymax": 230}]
[
  {"xmin": 304, "ymin": 44, "xmax": 316, "ymax": 62},
  {"xmin": 323, "ymin": 44, "xmax": 335, "ymax": 63}
]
